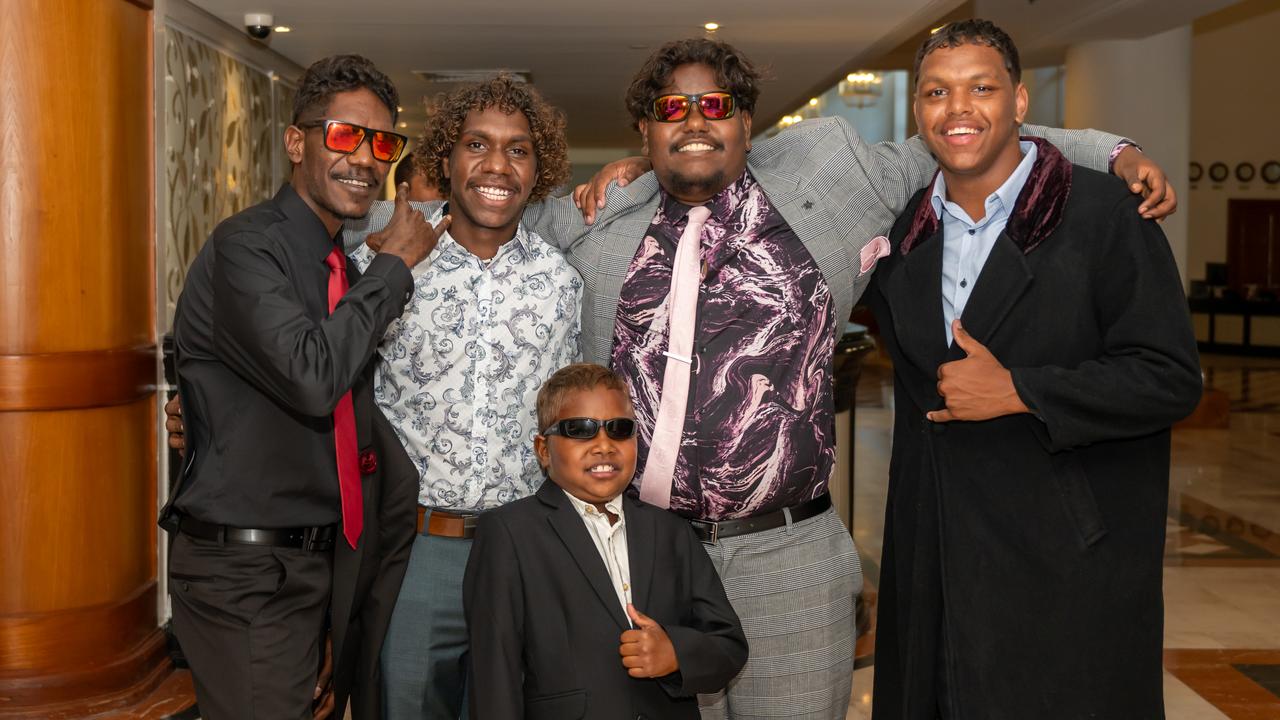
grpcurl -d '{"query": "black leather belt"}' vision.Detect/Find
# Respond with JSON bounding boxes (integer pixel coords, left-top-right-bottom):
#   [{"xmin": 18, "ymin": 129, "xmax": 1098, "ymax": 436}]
[
  {"xmin": 177, "ymin": 514, "xmax": 337, "ymax": 552},
  {"xmin": 689, "ymin": 493, "xmax": 832, "ymax": 544}
]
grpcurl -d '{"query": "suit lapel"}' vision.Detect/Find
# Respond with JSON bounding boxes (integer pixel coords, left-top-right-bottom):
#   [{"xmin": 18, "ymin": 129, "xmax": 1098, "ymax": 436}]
[
  {"xmin": 540, "ymin": 484, "xmax": 631, "ymax": 630},
  {"xmin": 750, "ymin": 162, "xmax": 854, "ymax": 321},
  {"xmin": 622, "ymin": 496, "xmax": 655, "ymax": 612},
  {"xmin": 881, "ymin": 226, "xmax": 950, "ymax": 379},
  {"xmin": 944, "ymin": 233, "xmax": 1033, "ymax": 362}
]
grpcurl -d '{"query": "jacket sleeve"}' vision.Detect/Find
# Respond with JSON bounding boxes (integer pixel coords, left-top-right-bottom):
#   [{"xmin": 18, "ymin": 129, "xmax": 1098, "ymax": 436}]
[
  {"xmin": 522, "ymin": 193, "xmax": 589, "ymax": 251},
  {"xmin": 658, "ymin": 523, "xmax": 749, "ymax": 697},
  {"xmin": 1011, "ymin": 194, "xmax": 1202, "ymax": 451},
  {"xmin": 1021, "ymin": 124, "xmax": 1126, "ymax": 174},
  {"xmin": 464, "ymin": 513, "xmax": 527, "ymax": 720},
  {"xmin": 211, "ymin": 230, "xmax": 411, "ymax": 417}
]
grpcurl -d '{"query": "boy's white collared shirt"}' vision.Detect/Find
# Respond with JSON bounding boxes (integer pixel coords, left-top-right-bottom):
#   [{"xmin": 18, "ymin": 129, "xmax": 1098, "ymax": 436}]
[{"xmin": 562, "ymin": 489, "xmax": 633, "ymax": 625}]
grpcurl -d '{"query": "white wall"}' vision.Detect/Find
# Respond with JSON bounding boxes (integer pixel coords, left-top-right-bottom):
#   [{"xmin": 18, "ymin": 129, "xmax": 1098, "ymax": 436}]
[{"xmin": 1065, "ymin": 26, "xmax": 1192, "ymax": 285}]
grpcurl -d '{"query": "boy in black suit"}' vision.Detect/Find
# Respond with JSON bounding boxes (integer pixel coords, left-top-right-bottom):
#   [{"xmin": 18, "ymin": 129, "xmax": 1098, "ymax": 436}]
[{"xmin": 463, "ymin": 363, "xmax": 747, "ymax": 720}]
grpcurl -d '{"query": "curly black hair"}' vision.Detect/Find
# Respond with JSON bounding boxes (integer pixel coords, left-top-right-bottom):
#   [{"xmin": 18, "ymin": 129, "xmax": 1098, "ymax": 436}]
[
  {"xmin": 292, "ymin": 54, "xmax": 399, "ymax": 125},
  {"xmin": 412, "ymin": 74, "xmax": 570, "ymax": 204},
  {"xmin": 624, "ymin": 38, "xmax": 763, "ymax": 131},
  {"xmin": 914, "ymin": 19, "xmax": 1021, "ymax": 87}
]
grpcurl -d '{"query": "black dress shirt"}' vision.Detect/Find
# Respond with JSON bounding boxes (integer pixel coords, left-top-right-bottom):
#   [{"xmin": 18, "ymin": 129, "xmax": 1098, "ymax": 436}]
[{"xmin": 172, "ymin": 184, "xmax": 412, "ymax": 527}]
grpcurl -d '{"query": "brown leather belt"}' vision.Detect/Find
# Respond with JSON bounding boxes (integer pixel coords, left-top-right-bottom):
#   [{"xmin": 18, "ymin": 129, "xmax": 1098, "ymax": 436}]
[
  {"xmin": 689, "ymin": 493, "xmax": 832, "ymax": 544},
  {"xmin": 417, "ymin": 507, "xmax": 480, "ymax": 539}
]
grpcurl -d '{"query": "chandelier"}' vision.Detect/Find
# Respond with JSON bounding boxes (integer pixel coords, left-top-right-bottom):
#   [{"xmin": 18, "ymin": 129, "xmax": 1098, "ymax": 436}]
[{"xmin": 838, "ymin": 71, "xmax": 883, "ymax": 108}]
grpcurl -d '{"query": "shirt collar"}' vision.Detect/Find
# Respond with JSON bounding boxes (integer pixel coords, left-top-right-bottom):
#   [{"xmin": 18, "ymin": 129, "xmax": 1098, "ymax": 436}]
[
  {"xmin": 562, "ymin": 488, "xmax": 625, "ymax": 520},
  {"xmin": 929, "ymin": 140, "xmax": 1039, "ymax": 223},
  {"xmin": 658, "ymin": 167, "xmax": 756, "ymax": 224},
  {"xmin": 275, "ymin": 183, "xmax": 344, "ymax": 262}
]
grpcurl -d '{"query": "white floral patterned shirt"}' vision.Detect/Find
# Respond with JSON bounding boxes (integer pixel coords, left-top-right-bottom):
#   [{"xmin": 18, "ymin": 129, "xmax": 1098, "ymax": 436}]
[{"xmin": 351, "ymin": 209, "xmax": 582, "ymax": 511}]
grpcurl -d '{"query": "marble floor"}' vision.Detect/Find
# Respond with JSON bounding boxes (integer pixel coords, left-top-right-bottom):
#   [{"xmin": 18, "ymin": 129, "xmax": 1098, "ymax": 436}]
[{"xmin": 845, "ymin": 352, "xmax": 1280, "ymax": 719}]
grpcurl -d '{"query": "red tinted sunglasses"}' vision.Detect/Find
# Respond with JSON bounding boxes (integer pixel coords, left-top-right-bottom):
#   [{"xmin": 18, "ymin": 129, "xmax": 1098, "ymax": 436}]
[
  {"xmin": 650, "ymin": 92, "xmax": 737, "ymax": 123},
  {"xmin": 299, "ymin": 120, "xmax": 408, "ymax": 163}
]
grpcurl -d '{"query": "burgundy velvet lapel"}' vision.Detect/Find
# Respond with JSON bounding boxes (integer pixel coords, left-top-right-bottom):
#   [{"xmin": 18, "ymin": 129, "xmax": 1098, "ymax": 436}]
[{"xmin": 900, "ymin": 136, "xmax": 1073, "ymax": 256}]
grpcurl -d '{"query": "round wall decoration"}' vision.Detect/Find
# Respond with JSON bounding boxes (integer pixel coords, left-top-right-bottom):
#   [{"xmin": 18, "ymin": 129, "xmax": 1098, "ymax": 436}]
[
  {"xmin": 1262, "ymin": 161, "xmax": 1280, "ymax": 185},
  {"xmin": 1189, "ymin": 162, "xmax": 1203, "ymax": 183},
  {"xmin": 1209, "ymin": 162, "xmax": 1229, "ymax": 183},
  {"xmin": 1236, "ymin": 162, "xmax": 1256, "ymax": 182}
]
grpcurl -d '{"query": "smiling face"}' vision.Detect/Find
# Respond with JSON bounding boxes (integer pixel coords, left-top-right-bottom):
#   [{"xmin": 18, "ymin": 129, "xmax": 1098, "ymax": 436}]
[
  {"xmin": 442, "ymin": 106, "xmax": 537, "ymax": 243},
  {"xmin": 535, "ymin": 385, "xmax": 637, "ymax": 507},
  {"xmin": 286, "ymin": 88, "xmax": 394, "ymax": 235},
  {"xmin": 639, "ymin": 63, "xmax": 752, "ymax": 204},
  {"xmin": 914, "ymin": 42, "xmax": 1027, "ymax": 191}
]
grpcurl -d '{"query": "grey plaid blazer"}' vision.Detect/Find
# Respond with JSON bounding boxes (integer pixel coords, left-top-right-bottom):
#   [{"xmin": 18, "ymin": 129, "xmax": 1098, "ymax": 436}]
[{"xmin": 345, "ymin": 117, "xmax": 1122, "ymax": 366}]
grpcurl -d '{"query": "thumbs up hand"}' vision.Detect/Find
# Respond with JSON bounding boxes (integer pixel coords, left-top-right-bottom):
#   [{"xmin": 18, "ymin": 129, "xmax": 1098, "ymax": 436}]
[
  {"xmin": 927, "ymin": 320, "xmax": 1030, "ymax": 423},
  {"xmin": 619, "ymin": 604, "xmax": 679, "ymax": 678}
]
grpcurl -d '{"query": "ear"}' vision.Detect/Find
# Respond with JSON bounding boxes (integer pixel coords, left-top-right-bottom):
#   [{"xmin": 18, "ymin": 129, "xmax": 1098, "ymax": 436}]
[
  {"xmin": 740, "ymin": 111, "xmax": 753, "ymax": 152},
  {"xmin": 284, "ymin": 125, "xmax": 305, "ymax": 165},
  {"xmin": 1014, "ymin": 83, "xmax": 1029, "ymax": 126},
  {"xmin": 534, "ymin": 434, "xmax": 550, "ymax": 471},
  {"xmin": 638, "ymin": 118, "xmax": 651, "ymax": 157}
]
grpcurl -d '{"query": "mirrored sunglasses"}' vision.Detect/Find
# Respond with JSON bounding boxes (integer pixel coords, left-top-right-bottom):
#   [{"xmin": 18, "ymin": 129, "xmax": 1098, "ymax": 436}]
[
  {"xmin": 650, "ymin": 92, "xmax": 737, "ymax": 123},
  {"xmin": 298, "ymin": 119, "xmax": 408, "ymax": 163}
]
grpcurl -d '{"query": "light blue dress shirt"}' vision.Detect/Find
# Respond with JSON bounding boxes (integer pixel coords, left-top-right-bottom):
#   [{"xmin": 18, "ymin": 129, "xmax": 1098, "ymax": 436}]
[{"xmin": 929, "ymin": 141, "xmax": 1038, "ymax": 346}]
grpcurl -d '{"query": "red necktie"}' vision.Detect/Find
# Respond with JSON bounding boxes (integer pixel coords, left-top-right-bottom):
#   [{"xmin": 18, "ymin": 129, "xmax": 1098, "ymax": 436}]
[{"xmin": 325, "ymin": 247, "xmax": 363, "ymax": 549}]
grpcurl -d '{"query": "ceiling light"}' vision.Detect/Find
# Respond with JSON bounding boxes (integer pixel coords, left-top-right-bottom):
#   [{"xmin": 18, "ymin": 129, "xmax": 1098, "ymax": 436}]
[
  {"xmin": 838, "ymin": 71, "xmax": 884, "ymax": 108},
  {"xmin": 274, "ymin": 25, "xmax": 291, "ymax": 33},
  {"xmin": 809, "ymin": 98, "xmax": 819, "ymax": 106},
  {"xmin": 397, "ymin": 106, "xmax": 404, "ymax": 112},
  {"xmin": 398, "ymin": 122, "xmax": 408, "ymax": 128},
  {"xmin": 704, "ymin": 22, "xmax": 720, "ymax": 31}
]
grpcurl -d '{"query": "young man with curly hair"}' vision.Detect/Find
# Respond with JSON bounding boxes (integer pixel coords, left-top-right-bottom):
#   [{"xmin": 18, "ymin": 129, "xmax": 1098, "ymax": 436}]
[{"xmin": 349, "ymin": 74, "xmax": 583, "ymax": 720}]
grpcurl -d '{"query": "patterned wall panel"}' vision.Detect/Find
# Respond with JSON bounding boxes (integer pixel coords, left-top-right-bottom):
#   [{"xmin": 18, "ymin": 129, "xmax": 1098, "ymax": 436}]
[{"xmin": 163, "ymin": 27, "xmax": 285, "ymax": 323}]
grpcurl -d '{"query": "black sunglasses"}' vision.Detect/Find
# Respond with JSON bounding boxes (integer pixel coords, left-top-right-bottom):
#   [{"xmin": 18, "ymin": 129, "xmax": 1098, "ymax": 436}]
[
  {"xmin": 542, "ymin": 417, "xmax": 637, "ymax": 441},
  {"xmin": 297, "ymin": 119, "xmax": 408, "ymax": 163}
]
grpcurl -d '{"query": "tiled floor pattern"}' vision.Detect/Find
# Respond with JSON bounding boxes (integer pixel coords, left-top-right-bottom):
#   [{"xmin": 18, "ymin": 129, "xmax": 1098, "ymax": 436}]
[{"xmin": 846, "ymin": 353, "xmax": 1280, "ymax": 719}]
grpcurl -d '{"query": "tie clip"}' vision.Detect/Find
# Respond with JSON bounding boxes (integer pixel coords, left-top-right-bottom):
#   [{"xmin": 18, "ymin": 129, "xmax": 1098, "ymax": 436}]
[{"xmin": 663, "ymin": 350, "xmax": 693, "ymax": 365}]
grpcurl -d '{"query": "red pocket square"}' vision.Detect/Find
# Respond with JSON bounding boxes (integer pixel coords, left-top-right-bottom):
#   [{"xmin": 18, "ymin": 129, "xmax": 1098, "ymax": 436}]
[
  {"xmin": 359, "ymin": 449, "xmax": 378, "ymax": 476},
  {"xmin": 859, "ymin": 235, "xmax": 891, "ymax": 275}
]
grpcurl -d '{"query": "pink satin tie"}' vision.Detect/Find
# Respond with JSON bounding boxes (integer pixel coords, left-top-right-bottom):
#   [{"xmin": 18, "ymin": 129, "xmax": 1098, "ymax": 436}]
[{"xmin": 640, "ymin": 205, "xmax": 711, "ymax": 509}]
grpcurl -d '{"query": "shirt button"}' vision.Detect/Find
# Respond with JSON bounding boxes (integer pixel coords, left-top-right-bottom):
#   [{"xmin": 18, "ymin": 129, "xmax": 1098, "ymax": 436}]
[
  {"xmin": 960, "ymin": 279, "xmax": 968, "ymax": 288},
  {"xmin": 967, "ymin": 229, "xmax": 976, "ymax": 235}
]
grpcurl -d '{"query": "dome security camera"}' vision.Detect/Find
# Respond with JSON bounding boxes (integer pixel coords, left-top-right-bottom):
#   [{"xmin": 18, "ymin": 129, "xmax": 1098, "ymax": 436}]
[{"xmin": 245, "ymin": 13, "xmax": 274, "ymax": 40}]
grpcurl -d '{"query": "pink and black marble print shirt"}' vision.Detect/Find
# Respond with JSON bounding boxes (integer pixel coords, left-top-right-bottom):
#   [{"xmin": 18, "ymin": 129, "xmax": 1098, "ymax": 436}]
[{"xmin": 611, "ymin": 170, "xmax": 836, "ymax": 521}]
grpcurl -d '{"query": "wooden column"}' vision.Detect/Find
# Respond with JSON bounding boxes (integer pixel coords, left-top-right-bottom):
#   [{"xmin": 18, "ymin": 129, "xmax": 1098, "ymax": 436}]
[{"xmin": 0, "ymin": 0, "xmax": 191, "ymax": 716}]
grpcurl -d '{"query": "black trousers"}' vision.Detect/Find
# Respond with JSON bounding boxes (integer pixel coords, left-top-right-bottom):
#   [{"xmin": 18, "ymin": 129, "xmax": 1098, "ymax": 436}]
[{"xmin": 169, "ymin": 532, "xmax": 333, "ymax": 720}]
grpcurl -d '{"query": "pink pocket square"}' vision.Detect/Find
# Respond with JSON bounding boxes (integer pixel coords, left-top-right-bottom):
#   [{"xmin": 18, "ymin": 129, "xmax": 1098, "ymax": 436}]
[{"xmin": 859, "ymin": 235, "xmax": 891, "ymax": 275}]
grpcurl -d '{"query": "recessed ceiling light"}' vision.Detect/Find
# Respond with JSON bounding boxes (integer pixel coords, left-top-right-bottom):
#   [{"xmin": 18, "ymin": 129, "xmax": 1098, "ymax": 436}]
[
  {"xmin": 808, "ymin": 98, "xmax": 819, "ymax": 106},
  {"xmin": 398, "ymin": 122, "xmax": 408, "ymax": 128},
  {"xmin": 397, "ymin": 106, "xmax": 404, "ymax": 112},
  {"xmin": 704, "ymin": 22, "xmax": 720, "ymax": 31},
  {"xmin": 274, "ymin": 25, "xmax": 291, "ymax": 33}
]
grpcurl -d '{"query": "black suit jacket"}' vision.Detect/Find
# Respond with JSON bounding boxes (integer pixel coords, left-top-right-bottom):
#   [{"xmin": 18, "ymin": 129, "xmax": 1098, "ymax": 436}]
[
  {"xmin": 165, "ymin": 184, "xmax": 418, "ymax": 719},
  {"xmin": 464, "ymin": 481, "xmax": 747, "ymax": 720}
]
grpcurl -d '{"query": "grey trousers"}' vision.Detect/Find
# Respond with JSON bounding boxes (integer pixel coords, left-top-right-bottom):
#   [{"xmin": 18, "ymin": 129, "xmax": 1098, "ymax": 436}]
[
  {"xmin": 698, "ymin": 506, "xmax": 862, "ymax": 720},
  {"xmin": 380, "ymin": 513, "xmax": 472, "ymax": 720}
]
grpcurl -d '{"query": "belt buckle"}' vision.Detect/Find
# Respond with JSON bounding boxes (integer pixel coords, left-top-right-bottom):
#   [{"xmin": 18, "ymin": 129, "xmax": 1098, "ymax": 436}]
[
  {"xmin": 301, "ymin": 527, "xmax": 323, "ymax": 551},
  {"xmin": 693, "ymin": 518, "xmax": 719, "ymax": 545}
]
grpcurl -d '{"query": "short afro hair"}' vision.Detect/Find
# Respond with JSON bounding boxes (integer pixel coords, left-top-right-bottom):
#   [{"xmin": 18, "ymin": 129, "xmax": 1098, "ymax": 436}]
[
  {"xmin": 624, "ymin": 38, "xmax": 763, "ymax": 131},
  {"xmin": 914, "ymin": 19, "xmax": 1022, "ymax": 88},
  {"xmin": 536, "ymin": 364, "xmax": 632, "ymax": 435},
  {"xmin": 411, "ymin": 74, "xmax": 570, "ymax": 204},
  {"xmin": 292, "ymin": 54, "xmax": 399, "ymax": 125}
]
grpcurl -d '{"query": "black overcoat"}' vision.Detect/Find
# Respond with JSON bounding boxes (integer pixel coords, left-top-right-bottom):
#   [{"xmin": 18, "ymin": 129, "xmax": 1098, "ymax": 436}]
[{"xmin": 867, "ymin": 156, "xmax": 1201, "ymax": 719}]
